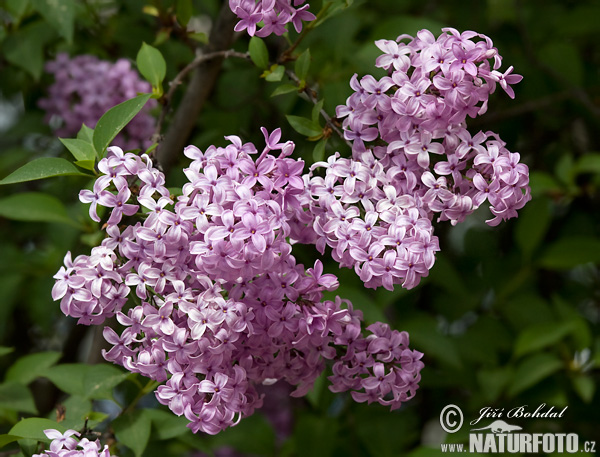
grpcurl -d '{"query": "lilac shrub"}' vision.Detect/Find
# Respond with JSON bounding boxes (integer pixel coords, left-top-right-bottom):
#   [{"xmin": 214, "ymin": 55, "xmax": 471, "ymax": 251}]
[
  {"xmin": 51, "ymin": 27, "xmax": 529, "ymax": 437},
  {"xmin": 39, "ymin": 54, "xmax": 156, "ymax": 151},
  {"xmin": 229, "ymin": 0, "xmax": 316, "ymax": 36},
  {"xmin": 53, "ymin": 130, "xmax": 423, "ymax": 434},
  {"xmin": 305, "ymin": 28, "xmax": 530, "ymax": 291}
]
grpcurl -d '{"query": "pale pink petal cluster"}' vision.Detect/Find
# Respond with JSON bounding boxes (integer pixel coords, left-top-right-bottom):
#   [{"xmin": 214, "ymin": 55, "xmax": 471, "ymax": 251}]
[
  {"xmin": 33, "ymin": 429, "xmax": 117, "ymax": 457},
  {"xmin": 39, "ymin": 53, "xmax": 156, "ymax": 151},
  {"xmin": 53, "ymin": 131, "xmax": 423, "ymax": 434},
  {"xmin": 229, "ymin": 0, "xmax": 316, "ymax": 36},
  {"xmin": 304, "ymin": 28, "xmax": 530, "ymax": 290}
]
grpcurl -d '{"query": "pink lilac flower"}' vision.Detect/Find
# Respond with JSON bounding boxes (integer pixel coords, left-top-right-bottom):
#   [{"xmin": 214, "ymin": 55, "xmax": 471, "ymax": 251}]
[
  {"xmin": 39, "ymin": 54, "xmax": 156, "ymax": 151},
  {"xmin": 54, "ymin": 133, "xmax": 422, "ymax": 435},
  {"xmin": 33, "ymin": 429, "xmax": 117, "ymax": 457},
  {"xmin": 307, "ymin": 28, "xmax": 530, "ymax": 290},
  {"xmin": 229, "ymin": 0, "xmax": 316, "ymax": 36}
]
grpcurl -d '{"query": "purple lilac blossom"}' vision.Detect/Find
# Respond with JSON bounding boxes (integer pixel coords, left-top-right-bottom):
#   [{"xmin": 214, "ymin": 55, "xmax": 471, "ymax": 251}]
[
  {"xmin": 229, "ymin": 0, "xmax": 316, "ymax": 36},
  {"xmin": 305, "ymin": 28, "xmax": 530, "ymax": 291},
  {"xmin": 39, "ymin": 53, "xmax": 156, "ymax": 151},
  {"xmin": 53, "ymin": 131, "xmax": 423, "ymax": 435},
  {"xmin": 33, "ymin": 429, "xmax": 117, "ymax": 457}
]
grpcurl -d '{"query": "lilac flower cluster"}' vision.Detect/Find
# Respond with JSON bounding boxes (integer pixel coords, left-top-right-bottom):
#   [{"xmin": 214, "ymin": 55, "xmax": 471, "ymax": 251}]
[
  {"xmin": 304, "ymin": 28, "xmax": 530, "ymax": 291},
  {"xmin": 34, "ymin": 429, "xmax": 117, "ymax": 457},
  {"xmin": 39, "ymin": 53, "xmax": 156, "ymax": 151},
  {"xmin": 229, "ymin": 0, "xmax": 315, "ymax": 36},
  {"xmin": 53, "ymin": 129, "xmax": 423, "ymax": 434}
]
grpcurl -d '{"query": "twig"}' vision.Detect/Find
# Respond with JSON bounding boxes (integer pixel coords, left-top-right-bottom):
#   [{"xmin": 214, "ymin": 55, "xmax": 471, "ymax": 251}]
[
  {"xmin": 285, "ymin": 69, "xmax": 353, "ymax": 150},
  {"xmin": 152, "ymin": 49, "xmax": 250, "ymax": 145},
  {"xmin": 279, "ymin": 2, "xmax": 333, "ymax": 63},
  {"xmin": 155, "ymin": 1, "xmax": 238, "ymax": 173},
  {"xmin": 121, "ymin": 378, "xmax": 160, "ymax": 416}
]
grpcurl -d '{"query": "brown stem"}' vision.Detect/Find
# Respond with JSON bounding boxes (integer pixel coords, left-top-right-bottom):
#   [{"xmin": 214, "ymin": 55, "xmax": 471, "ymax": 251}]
[
  {"xmin": 152, "ymin": 49, "xmax": 250, "ymax": 146},
  {"xmin": 155, "ymin": 1, "xmax": 238, "ymax": 173}
]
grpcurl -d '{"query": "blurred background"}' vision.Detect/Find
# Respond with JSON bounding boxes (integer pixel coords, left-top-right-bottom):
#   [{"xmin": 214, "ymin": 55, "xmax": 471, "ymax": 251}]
[{"xmin": 0, "ymin": 0, "xmax": 599, "ymax": 456}]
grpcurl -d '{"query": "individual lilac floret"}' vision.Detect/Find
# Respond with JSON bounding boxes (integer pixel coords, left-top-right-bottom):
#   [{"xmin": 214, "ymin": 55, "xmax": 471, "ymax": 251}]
[
  {"xmin": 309, "ymin": 28, "xmax": 530, "ymax": 290},
  {"xmin": 229, "ymin": 0, "xmax": 316, "ymax": 36},
  {"xmin": 53, "ymin": 134, "xmax": 422, "ymax": 435},
  {"xmin": 33, "ymin": 429, "xmax": 117, "ymax": 457},
  {"xmin": 39, "ymin": 53, "xmax": 156, "ymax": 151}
]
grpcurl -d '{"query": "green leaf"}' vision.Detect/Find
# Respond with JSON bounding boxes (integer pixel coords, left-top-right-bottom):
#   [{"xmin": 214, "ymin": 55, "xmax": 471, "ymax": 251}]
[
  {"xmin": 54, "ymin": 395, "xmax": 92, "ymax": 431},
  {"xmin": 552, "ymin": 295, "xmax": 592, "ymax": 350},
  {"xmin": 529, "ymin": 171, "xmax": 562, "ymax": 197},
  {"xmin": 30, "ymin": 0, "xmax": 75, "ymax": 43},
  {"xmin": 514, "ymin": 319, "xmax": 577, "ymax": 358},
  {"xmin": 73, "ymin": 160, "xmax": 96, "ymax": 171},
  {"xmin": 18, "ymin": 438, "xmax": 37, "ymax": 456},
  {"xmin": 507, "ymin": 353, "xmax": 563, "ymax": 398},
  {"xmin": 188, "ymin": 32, "xmax": 208, "ymax": 43},
  {"xmin": 286, "ymin": 115, "xmax": 322, "ymax": 137},
  {"xmin": 0, "ymin": 158, "xmax": 91, "ymax": 185},
  {"xmin": 136, "ymin": 42, "xmax": 167, "ymax": 90},
  {"xmin": 249, "ymin": 36, "xmax": 269, "ymax": 70},
  {"xmin": 210, "ymin": 414, "xmax": 275, "ymax": 455},
  {"xmin": 311, "ymin": 99, "xmax": 324, "ymax": 124},
  {"xmin": 575, "ymin": 153, "xmax": 600, "ymax": 175},
  {"xmin": 0, "ymin": 192, "xmax": 77, "ymax": 227},
  {"xmin": 402, "ymin": 315, "xmax": 462, "ymax": 369},
  {"xmin": 112, "ymin": 410, "xmax": 152, "ymax": 457},
  {"xmin": 146, "ymin": 409, "xmax": 190, "ymax": 440},
  {"xmin": 77, "ymin": 124, "xmax": 94, "ymax": 143},
  {"xmin": 3, "ymin": 21, "xmax": 55, "ymax": 80},
  {"xmin": 313, "ymin": 0, "xmax": 355, "ymax": 27},
  {"xmin": 0, "ymin": 382, "xmax": 37, "ymax": 414},
  {"xmin": 5, "ymin": 351, "xmax": 61, "ymax": 384},
  {"xmin": 0, "ymin": 434, "xmax": 21, "ymax": 448},
  {"xmin": 0, "ymin": 347, "xmax": 14, "ymax": 357},
  {"xmin": 177, "ymin": 432, "xmax": 211, "ymax": 453},
  {"xmin": 9, "ymin": 418, "xmax": 66, "ymax": 442},
  {"xmin": 271, "ymin": 83, "xmax": 298, "ymax": 97},
  {"xmin": 6, "ymin": 0, "xmax": 31, "ymax": 24},
  {"xmin": 515, "ymin": 196, "xmax": 551, "ymax": 259},
  {"xmin": 554, "ymin": 154, "xmax": 575, "ymax": 187},
  {"xmin": 93, "ymin": 93, "xmax": 152, "ymax": 156},
  {"xmin": 539, "ymin": 237, "xmax": 600, "ymax": 269},
  {"xmin": 477, "ymin": 367, "xmax": 514, "ymax": 403},
  {"xmin": 59, "ymin": 138, "xmax": 97, "ymax": 162},
  {"xmin": 265, "ymin": 64, "xmax": 285, "ymax": 82},
  {"xmin": 175, "ymin": 0, "xmax": 194, "ymax": 26},
  {"xmin": 295, "ymin": 48, "xmax": 311, "ymax": 81},
  {"xmin": 43, "ymin": 364, "xmax": 86, "ymax": 396},
  {"xmin": 304, "ymin": 371, "xmax": 326, "ymax": 409},
  {"xmin": 571, "ymin": 376, "xmax": 595, "ymax": 403},
  {"xmin": 82, "ymin": 364, "xmax": 128, "ymax": 400},
  {"xmin": 45, "ymin": 363, "xmax": 126, "ymax": 400},
  {"xmin": 313, "ymin": 138, "xmax": 327, "ymax": 162}
]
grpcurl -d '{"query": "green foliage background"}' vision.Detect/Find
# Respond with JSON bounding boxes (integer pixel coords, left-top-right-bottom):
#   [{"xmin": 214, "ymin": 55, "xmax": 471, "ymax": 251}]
[{"xmin": 0, "ymin": 0, "xmax": 599, "ymax": 456}]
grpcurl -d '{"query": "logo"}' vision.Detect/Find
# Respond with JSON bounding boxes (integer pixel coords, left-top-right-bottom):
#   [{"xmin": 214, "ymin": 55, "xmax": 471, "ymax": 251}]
[
  {"xmin": 471, "ymin": 420, "xmax": 522, "ymax": 433},
  {"xmin": 438, "ymin": 404, "xmax": 596, "ymax": 454},
  {"xmin": 439, "ymin": 404, "xmax": 463, "ymax": 433}
]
